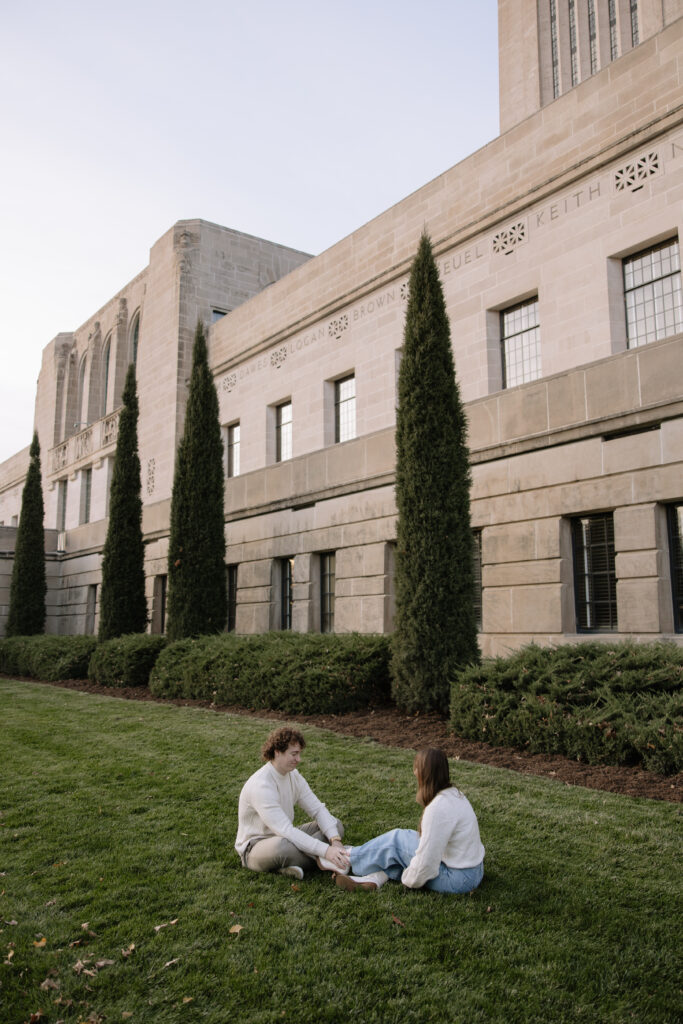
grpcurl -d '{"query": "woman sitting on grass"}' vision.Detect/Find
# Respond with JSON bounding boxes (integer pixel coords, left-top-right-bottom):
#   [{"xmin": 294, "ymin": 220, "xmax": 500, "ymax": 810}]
[{"xmin": 320, "ymin": 747, "xmax": 484, "ymax": 893}]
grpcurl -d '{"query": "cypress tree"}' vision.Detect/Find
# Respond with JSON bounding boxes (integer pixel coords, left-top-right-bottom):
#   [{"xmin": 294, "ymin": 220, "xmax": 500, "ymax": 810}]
[
  {"xmin": 6, "ymin": 433, "xmax": 47, "ymax": 636},
  {"xmin": 391, "ymin": 232, "xmax": 480, "ymax": 712},
  {"xmin": 166, "ymin": 320, "xmax": 227, "ymax": 639},
  {"xmin": 98, "ymin": 363, "xmax": 148, "ymax": 638}
]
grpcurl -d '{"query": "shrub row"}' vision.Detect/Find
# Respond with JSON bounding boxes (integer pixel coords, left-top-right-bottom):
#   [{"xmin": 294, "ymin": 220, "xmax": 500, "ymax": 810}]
[
  {"xmin": 450, "ymin": 642, "xmax": 683, "ymax": 775},
  {"xmin": 0, "ymin": 635, "xmax": 98, "ymax": 681},
  {"xmin": 149, "ymin": 631, "xmax": 392, "ymax": 714},
  {"xmin": 88, "ymin": 634, "xmax": 168, "ymax": 687}
]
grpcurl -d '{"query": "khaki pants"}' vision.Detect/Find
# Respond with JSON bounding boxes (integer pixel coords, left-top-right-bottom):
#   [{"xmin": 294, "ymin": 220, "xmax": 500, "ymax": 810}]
[{"xmin": 245, "ymin": 818, "xmax": 344, "ymax": 873}]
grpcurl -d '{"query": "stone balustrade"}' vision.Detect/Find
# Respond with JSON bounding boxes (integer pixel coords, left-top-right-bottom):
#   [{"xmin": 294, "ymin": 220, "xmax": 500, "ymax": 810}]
[{"xmin": 49, "ymin": 409, "xmax": 120, "ymax": 475}]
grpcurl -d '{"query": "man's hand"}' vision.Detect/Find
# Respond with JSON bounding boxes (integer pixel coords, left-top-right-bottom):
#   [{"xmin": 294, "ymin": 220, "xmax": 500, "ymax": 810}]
[{"xmin": 325, "ymin": 843, "xmax": 350, "ymax": 870}]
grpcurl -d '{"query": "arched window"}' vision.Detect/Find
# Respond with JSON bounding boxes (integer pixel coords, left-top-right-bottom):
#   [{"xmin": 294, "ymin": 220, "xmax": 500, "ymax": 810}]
[
  {"xmin": 102, "ymin": 334, "xmax": 112, "ymax": 416},
  {"xmin": 130, "ymin": 312, "xmax": 140, "ymax": 367},
  {"xmin": 77, "ymin": 355, "xmax": 87, "ymax": 428}
]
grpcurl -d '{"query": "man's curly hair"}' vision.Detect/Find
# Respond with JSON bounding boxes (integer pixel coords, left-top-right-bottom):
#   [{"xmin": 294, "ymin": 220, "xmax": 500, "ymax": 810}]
[{"xmin": 261, "ymin": 727, "xmax": 306, "ymax": 762}]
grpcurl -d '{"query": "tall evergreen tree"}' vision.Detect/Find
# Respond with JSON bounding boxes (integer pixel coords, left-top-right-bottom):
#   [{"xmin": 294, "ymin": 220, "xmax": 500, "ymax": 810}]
[
  {"xmin": 166, "ymin": 320, "xmax": 227, "ymax": 639},
  {"xmin": 98, "ymin": 363, "xmax": 148, "ymax": 638},
  {"xmin": 391, "ymin": 233, "xmax": 480, "ymax": 712},
  {"xmin": 7, "ymin": 433, "xmax": 46, "ymax": 636}
]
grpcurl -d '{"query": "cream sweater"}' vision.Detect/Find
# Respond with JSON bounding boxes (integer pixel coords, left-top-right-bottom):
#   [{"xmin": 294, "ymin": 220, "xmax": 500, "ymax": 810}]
[
  {"xmin": 235, "ymin": 762, "xmax": 338, "ymax": 862},
  {"xmin": 401, "ymin": 787, "xmax": 485, "ymax": 889}
]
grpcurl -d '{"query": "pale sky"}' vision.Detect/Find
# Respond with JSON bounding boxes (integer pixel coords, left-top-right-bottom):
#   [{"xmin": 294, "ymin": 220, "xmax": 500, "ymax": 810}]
[{"xmin": 0, "ymin": 0, "xmax": 499, "ymax": 465}]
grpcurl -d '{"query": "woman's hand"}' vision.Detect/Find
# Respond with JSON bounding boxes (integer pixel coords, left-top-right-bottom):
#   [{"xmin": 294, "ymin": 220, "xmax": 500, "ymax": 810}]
[{"xmin": 325, "ymin": 843, "xmax": 350, "ymax": 870}]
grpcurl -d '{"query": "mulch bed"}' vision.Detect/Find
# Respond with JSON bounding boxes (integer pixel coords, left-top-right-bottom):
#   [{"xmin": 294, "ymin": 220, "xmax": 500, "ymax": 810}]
[{"xmin": 24, "ymin": 677, "xmax": 681, "ymax": 805}]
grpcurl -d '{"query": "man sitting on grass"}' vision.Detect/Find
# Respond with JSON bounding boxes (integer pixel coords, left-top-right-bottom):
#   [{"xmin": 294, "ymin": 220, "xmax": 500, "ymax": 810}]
[{"xmin": 235, "ymin": 726, "xmax": 350, "ymax": 881}]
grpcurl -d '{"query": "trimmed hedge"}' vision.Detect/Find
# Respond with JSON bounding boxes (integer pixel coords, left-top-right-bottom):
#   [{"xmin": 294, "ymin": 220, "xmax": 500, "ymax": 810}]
[
  {"xmin": 450, "ymin": 642, "xmax": 683, "ymax": 775},
  {"xmin": 149, "ymin": 632, "xmax": 392, "ymax": 714},
  {"xmin": 0, "ymin": 635, "xmax": 98, "ymax": 681},
  {"xmin": 88, "ymin": 634, "xmax": 167, "ymax": 688}
]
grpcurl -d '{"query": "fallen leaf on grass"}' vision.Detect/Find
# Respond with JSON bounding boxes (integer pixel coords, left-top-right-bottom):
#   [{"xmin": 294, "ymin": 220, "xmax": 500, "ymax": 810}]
[
  {"xmin": 163, "ymin": 957, "xmax": 180, "ymax": 970},
  {"xmin": 45, "ymin": 900, "xmax": 57, "ymax": 907},
  {"xmin": 182, "ymin": 996, "xmax": 194, "ymax": 1004},
  {"xmin": 121, "ymin": 943, "xmax": 135, "ymax": 957},
  {"xmin": 81, "ymin": 923, "xmax": 98, "ymax": 937},
  {"xmin": 33, "ymin": 937, "xmax": 47, "ymax": 948},
  {"xmin": 486, "ymin": 906, "xmax": 492, "ymax": 913},
  {"xmin": 68, "ymin": 940, "xmax": 82, "ymax": 948},
  {"xmin": 154, "ymin": 918, "xmax": 179, "ymax": 933},
  {"xmin": 391, "ymin": 915, "xmax": 405, "ymax": 928},
  {"xmin": 95, "ymin": 959, "xmax": 115, "ymax": 968},
  {"xmin": 40, "ymin": 977, "xmax": 60, "ymax": 991},
  {"xmin": 5, "ymin": 919, "xmax": 18, "ymax": 926},
  {"xmin": 290, "ymin": 884, "xmax": 300, "ymax": 891},
  {"xmin": 4, "ymin": 949, "xmax": 15, "ymax": 964},
  {"xmin": 229, "ymin": 924, "xmax": 243, "ymax": 935},
  {"xmin": 122, "ymin": 1014, "xmax": 134, "ymax": 1020},
  {"xmin": 27, "ymin": 1012, "xmax": 46, "ymax": 1023},
  {"xmin": 72, "ymin": 958, "xmax": 92, "ymax": 975}
]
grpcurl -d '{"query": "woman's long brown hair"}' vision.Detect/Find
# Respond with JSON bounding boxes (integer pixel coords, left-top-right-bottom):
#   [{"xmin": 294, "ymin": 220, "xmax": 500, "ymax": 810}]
[{"xmin": 414, "ymin": 748, "xmax": 452, "ymax": 809}]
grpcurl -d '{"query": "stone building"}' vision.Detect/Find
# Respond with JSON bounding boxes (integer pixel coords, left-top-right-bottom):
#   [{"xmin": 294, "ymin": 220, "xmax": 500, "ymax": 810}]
[{"xmin": 1, "ymin": 0, "xmax": 682, "ymax": 655}]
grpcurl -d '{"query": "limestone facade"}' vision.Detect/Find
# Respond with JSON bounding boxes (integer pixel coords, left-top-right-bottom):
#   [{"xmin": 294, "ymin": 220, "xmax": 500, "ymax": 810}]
[{"xmin": 0, "ymin": 4, "xmax": 682, "ymax": 653}]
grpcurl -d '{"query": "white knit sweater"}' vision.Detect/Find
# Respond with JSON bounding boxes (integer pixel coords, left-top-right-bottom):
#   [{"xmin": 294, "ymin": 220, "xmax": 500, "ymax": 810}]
[{"xmin": 401, "ymin": 787, "xmax": 485, "ymax": 888}]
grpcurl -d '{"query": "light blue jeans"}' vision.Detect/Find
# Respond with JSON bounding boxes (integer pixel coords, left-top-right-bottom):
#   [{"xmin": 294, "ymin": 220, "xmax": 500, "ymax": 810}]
[{"xmin": 349, "ymin": 828, "xmax": 484, "ymax": 894}]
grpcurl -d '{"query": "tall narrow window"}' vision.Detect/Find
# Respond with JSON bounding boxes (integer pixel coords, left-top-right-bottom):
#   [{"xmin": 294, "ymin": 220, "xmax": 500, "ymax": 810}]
[
  {"xmin": 500, "ymin": 298, "xmax": 541, "ymax": 388},
  {"xmin": 320, "ymin": 552, "xmax": 335, "ymax": 634},
  {"xmin": 623, "ymin": 239, "xmax": 683, "ymax": 348},
  {"xmin": 335, "ymin": 375, "xmax": 356, "ymax": 443},
  {"xmin": 226, "ymin": 423, "xmax": 240, "ymax": 478},
  {"xmin": 280, "ymin": 557, "xmax": 294, "ymax": 630},
  {"xmin": 472, "ymin": 530, "xmax": 483, "ymax": 631},
  {"xmin": 130, "ymin": 313, "xmax": 140, "ymax": 367},
  {"xmin": 85, "ymin": 584, "xmax": 97, "ymax": 635},
  {"xmin": 630, "ymin": 0, "xmax": 639, "ymax": 46},
  {"xmin": 77, "ymin": 356, "xmax": 87, "ymax": 429},
  {"xmin": 57, "ymin": 479, "xmax": 68, "ymax": 532},
  {"xmin": 80, "ymin": 467, "xmax": 92, "ymax": 525},
  {"xmin": 549, "ymin": 0, "xmax": 560, "ymax": 98},
  {"xmin": 102, "ymin": 335, "xmax": 112, "ymax": 417},
  {"xmin": 276, "ymin": 402, "xmax": 292, "ymax": 462},
  {"xmin": 588, "ymin": 0, "xmax": 598, "ymax": 74},
  {"xmin": 152, "ymin": 575, "xmax": 167, "ymax": 634},
  {"xmin": 226, "ymin": 564, "xmax": 238, "ymax": 632},
  {"xmin": 609, "ymin": 0, "xmax": 619, "ymax": 61},
  {"xmin": 572, "ymin": 514, "xmax": 618, "ymax": 632},
  {"xmin": 667, "ymin": 504, "xmax": 683, "ymax": 632},
  {"xmin": 568, "ymin": 0, "xmax": 579, "ymax": 86}
]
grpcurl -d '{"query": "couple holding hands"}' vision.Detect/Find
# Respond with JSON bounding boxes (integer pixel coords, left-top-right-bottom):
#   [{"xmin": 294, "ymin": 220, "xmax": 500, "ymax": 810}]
[{"xmin": 235, "ymin": 727, "xmax": 484, "ymax": 894}]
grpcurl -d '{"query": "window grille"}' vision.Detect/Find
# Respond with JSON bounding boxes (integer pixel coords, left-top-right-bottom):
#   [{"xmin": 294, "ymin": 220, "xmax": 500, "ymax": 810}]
[
  {"xmin": 623, "ymin": 239, "xmax": 683, "ymax": 348},
  {"xmin": 472, "ymin": 531, "xmax": 483, "ymax": 631},
  {"xmin": 500, "ymin": 298, "xmax": 541, "ymax": 388},
  {"xmin": 588, "ymin": 0, "xmax": 598, "ymax": 74},
  {"xmin": 335, "ymin": 375, "xmax": 356, "ymax": 443},
  {"xmin": 609, "ymin": 0, "xmax": 619, "ymax": 61},
  {"xmin": 630, "ymin": 0, "xmax": 639, "ymax": 46},
  {"xmin": 572, "ymin": 514, "xmax": 618, "ymax": 631},
  {"xmin": 276, "ymin": 402, "xmax": 292, "ymax": 462},
  {"xmin": 279, "ymin": 558, "xmax": 294, "ymax": 630},
  {"xmin": 569, "ymin": 0, "xmax": 579, "ymax": 86},
  {"xmin": 550, "ymin": 0, "xmax": 560, "ymax": 98}
]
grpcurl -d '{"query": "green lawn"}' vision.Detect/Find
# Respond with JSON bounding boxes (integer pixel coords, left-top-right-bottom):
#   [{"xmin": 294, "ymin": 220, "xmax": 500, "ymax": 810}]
[{"xmin": 0, "ymin": 680, "xmax": 680, "ymax": 1024}]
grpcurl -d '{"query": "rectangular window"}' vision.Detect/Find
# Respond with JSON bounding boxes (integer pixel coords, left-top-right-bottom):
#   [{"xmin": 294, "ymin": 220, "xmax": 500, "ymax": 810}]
[
  {"xmin": 226, "ymin": 564, "xmax": 238, "ymax": 632},
  {"xmin": 57, "ymin": 479, "xmax": 68, "ymax": 532},
  {"xmin": 320, "ymin": 552, "xmax": 336, "ymax": 634},
  {"xmin": 280, "ymin": 557, "xmax": 294, "ymax": 630},
  {"xmin": 152, "ymin": 574, "xmax": 167, "ymax": 634},
  {"xmin": 472, "ymin": 530, "xmax": 483, "ymax": 631},
  {"xmin": 276, "ymin": 401, "xmax": 292, "ymax": 462},
  {"xmin": 501, "ymin": 298, "xmax": 541, "ymax": 388},
  {"xmin": 335, "ymin": 375, "xmax": 356, "ymax": 443},
  {"xmin": 667, "ymin": 504, "xmax": 683, "ymax": 633},
  {"xmin": 212, "ymin": 308, "xmax": 229, "ymax": 323},
  {"xmin": 623, "ymin": 239, "xmax": 683, "ymax": 348},
  {"xmin": 80, "ymin": 467, "xmax": 92, "ymax": 525},
  {"xmin": 226, "ymin": 423, "xmax": 240, "ymax": 478},
  {"xmin": 572, "ymin": 513, "xmax": 618, "ymax": 632},
  {"xmin": 11, "ymin": 515, "xmax": 18, "ymax": 527}
]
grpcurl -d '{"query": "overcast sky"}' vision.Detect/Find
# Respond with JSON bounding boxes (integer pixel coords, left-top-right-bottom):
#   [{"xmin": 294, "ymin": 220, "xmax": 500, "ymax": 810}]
[{"xmin": 0, "ymin": 0, "xmax": 499, "ymax": 465}]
